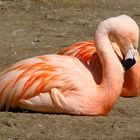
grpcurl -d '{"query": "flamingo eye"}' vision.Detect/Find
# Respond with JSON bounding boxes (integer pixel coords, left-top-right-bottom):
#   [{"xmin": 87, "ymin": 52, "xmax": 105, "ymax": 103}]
[
  {"xmin": 131, "ymin": 39, "xmax": 134, "ymax": 44},
  {"xmin": 131, "ymin": 38, "xmax": 138, "ymax": 49}
]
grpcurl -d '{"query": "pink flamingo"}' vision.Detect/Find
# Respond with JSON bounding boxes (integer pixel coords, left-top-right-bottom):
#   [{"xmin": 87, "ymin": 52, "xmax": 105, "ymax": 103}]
[
  {"xmin": 0, "ymin": 15, "xmax": 138, "ymax": 115},
  {"xmin": 58, "ymin": 16, "xmax": 140, "ymax": 97}
]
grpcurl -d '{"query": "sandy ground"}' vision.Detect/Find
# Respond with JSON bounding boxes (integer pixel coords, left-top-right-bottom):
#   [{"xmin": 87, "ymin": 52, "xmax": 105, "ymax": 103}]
[{"xmin": 0, "ymin": 0, "xmax": 140, "ymax": 139}]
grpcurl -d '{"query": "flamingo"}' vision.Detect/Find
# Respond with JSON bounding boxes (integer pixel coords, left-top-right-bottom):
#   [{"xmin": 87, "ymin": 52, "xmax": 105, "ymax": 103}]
[
  {"xmin": 58, "ymin": 17, "xmax": 140, "ymax": 97},
  {"xmin": 0, "ymin": 15, "xmax": 138, "ymax": 115}
]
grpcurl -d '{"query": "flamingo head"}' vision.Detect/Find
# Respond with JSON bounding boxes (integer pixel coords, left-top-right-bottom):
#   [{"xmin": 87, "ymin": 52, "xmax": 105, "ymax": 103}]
[{"xmin": 108, "ymin": 15, "xmax": 139, "ymax": 71}]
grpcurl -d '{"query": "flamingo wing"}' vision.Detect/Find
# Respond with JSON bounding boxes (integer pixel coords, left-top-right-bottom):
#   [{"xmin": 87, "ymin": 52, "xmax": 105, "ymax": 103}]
[
  {"xmin": 58, "ymin": 41, "xmax": 123, "ymax": 65},
  {"xmin": 0, "ymin": 56, "xmax": 59, "ymax": 110},
  {"xmin": 58, "ymin": 41, "xmax": 96, "ymax": 64}
]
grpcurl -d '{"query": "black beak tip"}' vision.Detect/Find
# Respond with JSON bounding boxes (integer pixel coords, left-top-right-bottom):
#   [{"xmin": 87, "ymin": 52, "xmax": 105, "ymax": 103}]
[{"xmin": 122, "ymin": 58, "xmax": 136, "ymax": 71}]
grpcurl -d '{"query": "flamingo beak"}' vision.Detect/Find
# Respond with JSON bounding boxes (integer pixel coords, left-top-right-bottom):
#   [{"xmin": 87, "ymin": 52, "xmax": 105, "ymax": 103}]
[{"xmin": 122, "ymin": 46, "xmax": 139, "ymax": 71}]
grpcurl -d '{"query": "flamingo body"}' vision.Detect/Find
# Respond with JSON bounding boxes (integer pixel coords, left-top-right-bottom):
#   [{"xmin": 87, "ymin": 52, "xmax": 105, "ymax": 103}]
[{"xmin": 0, "ymin": 54, "xmax": 119, "ymax": 115}]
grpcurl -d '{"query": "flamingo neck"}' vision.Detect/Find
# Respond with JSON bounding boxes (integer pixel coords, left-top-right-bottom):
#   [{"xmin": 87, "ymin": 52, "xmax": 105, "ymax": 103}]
[{"xmin": 95, "ymin": 30, "xmax": 124, "ymax": 97}]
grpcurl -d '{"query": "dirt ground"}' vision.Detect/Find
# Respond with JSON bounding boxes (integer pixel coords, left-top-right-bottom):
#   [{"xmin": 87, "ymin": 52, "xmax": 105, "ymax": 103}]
[{"xmin": 0, "ymin": 0, "xmax": 140, "ymax": 139}]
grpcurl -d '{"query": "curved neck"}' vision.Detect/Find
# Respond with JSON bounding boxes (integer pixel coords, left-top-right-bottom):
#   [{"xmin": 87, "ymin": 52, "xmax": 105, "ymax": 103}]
[{"xmin": 95, "ymin": 30, "xmax": 124, "ymax": 96}]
